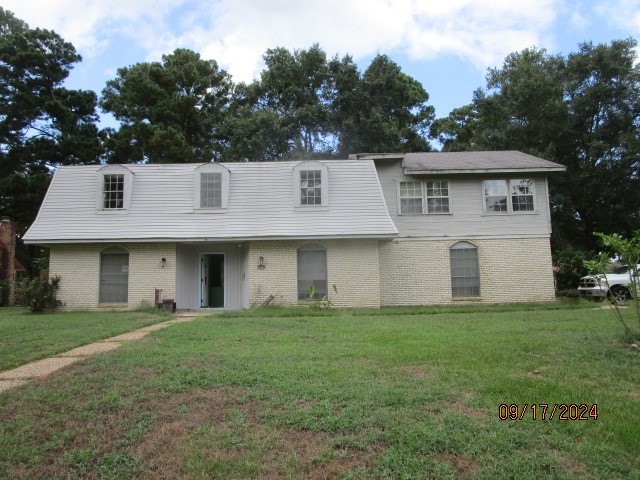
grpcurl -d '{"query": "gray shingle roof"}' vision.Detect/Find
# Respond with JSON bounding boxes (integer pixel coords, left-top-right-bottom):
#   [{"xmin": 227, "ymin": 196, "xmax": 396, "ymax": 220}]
[{"xmin": 402, "ymin": 151, "xmax": 566, "ymax": 174}]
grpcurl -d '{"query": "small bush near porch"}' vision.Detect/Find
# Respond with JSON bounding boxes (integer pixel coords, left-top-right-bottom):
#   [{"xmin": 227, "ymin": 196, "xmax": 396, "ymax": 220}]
[{"xmin": 1, "ymin": 303, "xmax": 639, "ymax": 479}]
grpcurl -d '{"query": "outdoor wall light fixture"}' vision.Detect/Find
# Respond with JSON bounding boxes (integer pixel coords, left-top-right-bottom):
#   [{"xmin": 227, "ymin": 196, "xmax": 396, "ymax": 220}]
[
  {"xmin": 258, "ymin": 256, "xmax": 266, "ymax": 270},
  {"xmin": 161, "ymin": 257, "xmax": 167, "ymax": 268}
]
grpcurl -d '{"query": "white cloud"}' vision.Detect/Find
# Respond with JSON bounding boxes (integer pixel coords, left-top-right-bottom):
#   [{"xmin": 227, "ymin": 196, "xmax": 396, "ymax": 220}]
[
  {"xmin": 597, "ymin": 0, "xmax": 640, "ymax": 34},
  {"xmin": 3, "ymin": 0, "xmax": 562, "ymax": 82}
]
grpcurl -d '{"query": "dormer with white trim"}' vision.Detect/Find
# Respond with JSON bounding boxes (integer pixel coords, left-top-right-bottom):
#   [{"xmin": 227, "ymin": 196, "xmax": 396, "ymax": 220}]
[
  {"xmin": 293, "ymin": 161, "xmax": 329, "ymax": 209},
  {"xmin": 193, "ymin": 163, "xmax": 230, "ymax": 212},
  {"xmin": 96, "ymin": 165, "xmax": 134, "ymax": 212}
]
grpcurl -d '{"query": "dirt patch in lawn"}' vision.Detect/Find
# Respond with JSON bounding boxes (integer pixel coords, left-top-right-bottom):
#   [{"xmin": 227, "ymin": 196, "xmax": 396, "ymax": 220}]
[
  {"xmin": 395, "ymin": 364, "xmax": 434, "ymax": 379},
  {"xmin": 134, "ymin": 387, "xmax": 383, "ymax": 479},
  {"xmin": 436, "ymin": 452, "xmax": 478, "ymax": 478}
]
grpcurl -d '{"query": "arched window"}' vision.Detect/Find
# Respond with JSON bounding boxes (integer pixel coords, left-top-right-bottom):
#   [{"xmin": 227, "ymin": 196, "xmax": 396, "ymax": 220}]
[
  {"xmin": 450, "ymin": 241, "xmax": 479, "ymax": 297},
  {"xmin": 99, "ymin": 246, "xmax": 129, "ymax": 303},
  {"xmin": 297, "ymin": 243, "xmax": 327, "ymax": 300}
]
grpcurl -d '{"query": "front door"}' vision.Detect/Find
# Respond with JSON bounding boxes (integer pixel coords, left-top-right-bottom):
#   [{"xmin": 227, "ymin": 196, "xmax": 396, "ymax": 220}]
[{"xmin": 200, "ymin": 254, "xmax": 224, "ymax": 308}]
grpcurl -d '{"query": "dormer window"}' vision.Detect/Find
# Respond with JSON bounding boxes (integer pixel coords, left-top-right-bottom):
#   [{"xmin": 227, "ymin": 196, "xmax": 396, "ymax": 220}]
[
  {"xmin": 96, "ymin": 165, "xmax": 133, "ymax": 211},
  {"xmin": 194, "ymin": 163, "xmax": 229, "ymax": 212},
  {"xmin": 293, "ymin": 161, "xmax": 329, "ymax": 208},
  {"xmin": 103, "ymin": 174, "xmax": 124, "ymax": 209},
  {"xmin": 301, "ymin": 170, "xmax": 322, "ymax": 205},
  {"xmin": 201, "ymin": 172, "xmax": 222, "ymax": 208}
]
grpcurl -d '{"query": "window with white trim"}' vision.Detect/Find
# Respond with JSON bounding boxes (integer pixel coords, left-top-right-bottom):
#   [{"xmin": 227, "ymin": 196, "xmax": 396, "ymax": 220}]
[
  {"xmin": 293, "ymin": 162, "xmax": 329, "ymax": 208},
  {"xmin": 97, "ymin": 165, "xmax": 133, "ymax": 211},
  {"xmin": 297, "ymin": 244, "xmax": 327, "ymax": 300},
  {"xmin": 510, "ymin": 179, "xmax": 534, "ymax": 211},
  {"xmin": 301, "ymin": 170, "xmax": 322, "ymax": 205},
  {"xmin": 399, "ymin": 181, "xmax": 423, "ymax": 214},
  {"xmin": 484, "ymin": 179, "xmax": 535, "ymax": 213},
  {"xmin": 103, "ymin": 174, "xmax": 124, "ymax": 209},
  {"xmin": 200, "ymin": 172, "xmax": 222, "ymax": 208},
  {"xmin": 426, "ymin": 180, "xmax": 450, "ymax": 213},
  {"xmin": 450, "ymin": 242, "xmax": 480, "ymax": 298},
  {"xmin": 398, "ymin": 180, "xmax": 450, "ymax": 214},
  {"xmin": 193, "ymin": 163, "xmax": 230, "ymax": 211},
  {"xmin": 99, "ymin": 246, "xmax": 129, "ymax": 304}
]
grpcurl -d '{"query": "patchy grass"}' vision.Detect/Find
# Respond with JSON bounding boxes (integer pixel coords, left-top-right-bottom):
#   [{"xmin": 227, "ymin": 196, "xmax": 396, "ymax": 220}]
[
  {"xmin": 1, "ymin": 304, "xmax": 639, "ymax": 479},
  {"xmin": 0, "ymin": 307, "xmax": 171, "ymax": 370}
]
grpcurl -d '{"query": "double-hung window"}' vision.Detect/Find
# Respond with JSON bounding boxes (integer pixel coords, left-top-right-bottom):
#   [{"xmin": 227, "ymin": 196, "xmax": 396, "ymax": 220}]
[
  {"xmin": 97, "ymin": 165, "xmax": 132, "ymax": 211},
  {"xmin": 398, "ymin": 180, "xmax": 450, "ymax": 215},
  {"xmin": 103, "ymin": 174, "xmax": 124, "ymax": 209},
  {"xmin": 194, "ymin": 164, "xmax": 229, "ymax": 211},
  {"xmin": 300, "ymin": 170, "xmax": 322, "ymax": 206},
  {"xmin": 293, "ymin": 162, "xmax": 329, "ymax": 208},
  {"xmin": 399, "ymin": 181, "xmax": 423, "ymax": 214},
  {"xmin": 200, "ymin": 172, "xmax": 222, "ymax": 208},
  {"xmin": 483, "ymin": 179, "xmax": 535, "ymax": 213},
  {"xmin": 426, "ymin": 180, "xmax": 449, "ymax": 213},
  {"xmin": 510, "ymin": 179, "xmax": 534, "ymax": 211}
]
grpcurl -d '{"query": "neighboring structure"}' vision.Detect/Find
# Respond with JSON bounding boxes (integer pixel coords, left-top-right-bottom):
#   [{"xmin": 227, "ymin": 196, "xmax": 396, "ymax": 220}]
[
  {"xmin": 23, "ymin": 151, "xmax": 565, "ymax": 310},
  {"xmin": 1, "ymin": 218, "xmax": 26, "ymax": 306}
]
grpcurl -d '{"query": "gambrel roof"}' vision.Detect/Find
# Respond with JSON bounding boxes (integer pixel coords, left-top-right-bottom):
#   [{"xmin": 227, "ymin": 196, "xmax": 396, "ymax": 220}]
[{"xmin": 23, "ymin": 159, "xmax": 398, "ymax": 244}]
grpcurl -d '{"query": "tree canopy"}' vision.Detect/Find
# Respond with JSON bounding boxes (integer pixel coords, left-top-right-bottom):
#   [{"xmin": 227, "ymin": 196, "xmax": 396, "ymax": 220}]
[
  {"xmin": 4, "ymin": 5, "xmax": 640, "ymax": 276},
  {"xmin": 100, "ymin": 48, "xmax": 233, "ymax": 163},
  {"xmin": 221, "ymin": 46, "xmax": 434, "ymax": 160},
  {"xmin": 0, "ymin": 7, "xmax": 101, "ymax": 234},
  {"xmin": 432, "ymin": 38, "xmax": 640, "ymax": 252}
]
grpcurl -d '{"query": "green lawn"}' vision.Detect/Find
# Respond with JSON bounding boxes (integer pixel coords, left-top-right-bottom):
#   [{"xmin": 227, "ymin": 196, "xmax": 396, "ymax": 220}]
[
  {"xmin": 0, "ymin": 307, "xmax": 171, "ymax": 371},
  {"xmin": 1, "ymin": 303, "xmax": 639, "ymax": 479}
]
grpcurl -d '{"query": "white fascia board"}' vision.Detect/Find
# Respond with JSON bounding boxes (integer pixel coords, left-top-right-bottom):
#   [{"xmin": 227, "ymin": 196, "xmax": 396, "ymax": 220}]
[{"xmin": 24, "ymin": 233, "xmax": 399, "ymax": 245}]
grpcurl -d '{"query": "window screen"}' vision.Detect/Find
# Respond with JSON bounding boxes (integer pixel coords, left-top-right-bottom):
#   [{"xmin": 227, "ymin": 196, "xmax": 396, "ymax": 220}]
[
  {"xmin": 200, "ymin": 172, "xmax": 222, "ymax": 208},
  {"xmin": 99, "ymin": 247, "xmax": 129, "ymax": 303},
  {"xmin": 450, "ymin": 242, "xmax": 480, "ymax": 297},
  {"xmin": 297, "ymin": 244, "xmax": 327, "ymax": 300}
]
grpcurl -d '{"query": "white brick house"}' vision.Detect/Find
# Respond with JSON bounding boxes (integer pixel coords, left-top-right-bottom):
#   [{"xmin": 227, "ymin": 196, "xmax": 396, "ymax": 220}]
[{"xmin": 23, "ymin": 151, "xmax": 565, "ymax": 310}]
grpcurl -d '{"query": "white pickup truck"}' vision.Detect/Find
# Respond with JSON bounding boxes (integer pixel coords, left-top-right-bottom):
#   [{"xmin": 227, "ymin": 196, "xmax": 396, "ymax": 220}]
[{"xmin": 577, "ymin": 264, "xmax": 640, "ymax": 301}]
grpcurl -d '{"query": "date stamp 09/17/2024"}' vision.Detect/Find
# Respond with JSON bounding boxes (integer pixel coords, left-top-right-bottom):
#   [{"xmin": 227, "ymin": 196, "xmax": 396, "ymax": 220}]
[{"xmin": 498, "ymin": 404, "xmax": 599, "ymax": 421}]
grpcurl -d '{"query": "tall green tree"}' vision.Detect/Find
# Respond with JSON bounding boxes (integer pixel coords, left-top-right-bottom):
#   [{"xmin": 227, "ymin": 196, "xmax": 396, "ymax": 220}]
[
  {"xmin": 330, "ymin": 54, "xmax": 434, "ymax": 156},
  {"xmin": 431, "ymin": 39, "xmax": 640, "ymax": 251},
  {"xmin": 101, "ymin": 49, "xmax": 233, "ymax": 163},
  {"xmin": 224, "ymin": 47, "xmax": 435, "ymax": 160},
  {"xmin": 222, "ymin": 45, "xmax": 333, "ymax": 161},
  {"xmin": 0, "ymin": 7, "xmax": 101, "ymax": 234}
]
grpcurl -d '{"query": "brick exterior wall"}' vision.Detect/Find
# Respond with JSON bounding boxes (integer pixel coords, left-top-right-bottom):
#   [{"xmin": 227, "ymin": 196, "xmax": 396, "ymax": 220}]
[
  {"xmin": 49, "ymin": 237, "xmax": 555, "ymax": 310},
  {"xmin": 249, "ymin": 239, "xmax": 381, "ymax": 308},
  {"xmin": 379, "ymin": 237, "xmax": 555, "ymax": 305},
  {"xmin": 49, "ymin": 243, "xmax": 176, "ymax": 310}
]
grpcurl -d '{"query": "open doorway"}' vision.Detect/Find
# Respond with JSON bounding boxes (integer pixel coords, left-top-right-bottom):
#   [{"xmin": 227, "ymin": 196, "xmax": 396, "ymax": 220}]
[{"xmin": 200, "ymin": 253, "xmax": 224, "ymax": 308}]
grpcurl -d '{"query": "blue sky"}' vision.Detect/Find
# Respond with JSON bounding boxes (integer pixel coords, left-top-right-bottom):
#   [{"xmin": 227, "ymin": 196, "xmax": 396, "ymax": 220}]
[{"xmin": 4, "ymin": 0, "xmax": 640, "ymax": 127}]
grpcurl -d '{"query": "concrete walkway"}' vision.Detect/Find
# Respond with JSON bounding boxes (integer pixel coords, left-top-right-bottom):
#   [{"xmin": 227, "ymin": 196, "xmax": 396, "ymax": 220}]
[{"xmin": 0, "ymin": 312, "xmax": 202, "ymax": 393}]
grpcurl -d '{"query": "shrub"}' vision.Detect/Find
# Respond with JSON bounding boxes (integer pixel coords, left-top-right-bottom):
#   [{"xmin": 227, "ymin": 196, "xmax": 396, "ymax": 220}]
[
  {"xmin": 553, "ymin": 247, "xmax": 589, "ymax": 291},
  {"xmin": 17, "ymin": 276, "xmax": 61, "ymax": 313}
]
